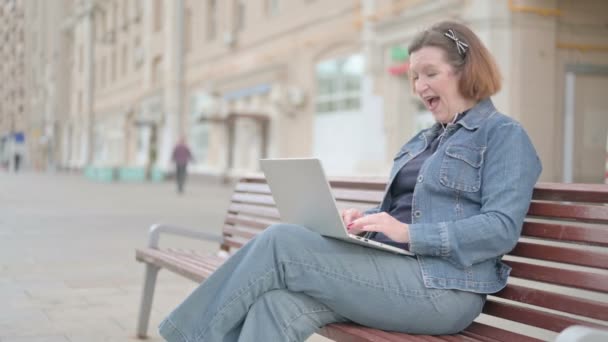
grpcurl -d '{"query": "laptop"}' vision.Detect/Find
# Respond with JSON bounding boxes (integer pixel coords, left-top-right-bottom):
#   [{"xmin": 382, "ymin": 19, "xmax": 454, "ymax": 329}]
[{"xmin": 260, "ymin": 158, "xmax": 414, "ymax": 256}]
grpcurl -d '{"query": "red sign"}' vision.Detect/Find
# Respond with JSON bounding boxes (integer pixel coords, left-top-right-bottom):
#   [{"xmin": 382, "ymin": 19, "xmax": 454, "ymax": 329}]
[{"xmin": 388, "ymin": 61, "xmax": 409, "ymax": 76}]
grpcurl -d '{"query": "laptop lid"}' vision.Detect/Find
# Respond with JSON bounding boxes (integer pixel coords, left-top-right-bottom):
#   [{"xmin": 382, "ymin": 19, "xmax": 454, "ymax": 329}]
[{"xmin": 260, "ymin": 158, "xmax": 348, "ymax": 239}]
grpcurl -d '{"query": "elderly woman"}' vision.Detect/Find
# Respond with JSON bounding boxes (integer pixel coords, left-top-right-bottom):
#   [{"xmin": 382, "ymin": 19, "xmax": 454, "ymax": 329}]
[{"xmin": 159, "ymin": 21, "xmax": 542, "ymax": 342}]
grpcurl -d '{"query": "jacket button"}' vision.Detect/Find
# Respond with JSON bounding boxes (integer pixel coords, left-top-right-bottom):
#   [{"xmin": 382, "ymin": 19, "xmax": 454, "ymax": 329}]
[
  {"xmin": 414, "ymin": 210, "xmax": 421, "ymax": 218},
  {"xmin": 417, "ymin": 175, "xmax": 424, "ymax": 183}
]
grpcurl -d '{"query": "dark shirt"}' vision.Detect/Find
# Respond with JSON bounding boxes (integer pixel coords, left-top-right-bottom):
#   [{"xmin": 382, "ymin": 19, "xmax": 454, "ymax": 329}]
[{"xmin": 371, "ymin": 112, "xmax": 467, "ymax": 249}]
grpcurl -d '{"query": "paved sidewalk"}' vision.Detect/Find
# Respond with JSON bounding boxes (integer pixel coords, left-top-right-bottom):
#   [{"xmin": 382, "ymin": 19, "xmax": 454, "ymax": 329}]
[{"xmin": 0, "ymin": 172, "xmax": 330, "ymax": 342}]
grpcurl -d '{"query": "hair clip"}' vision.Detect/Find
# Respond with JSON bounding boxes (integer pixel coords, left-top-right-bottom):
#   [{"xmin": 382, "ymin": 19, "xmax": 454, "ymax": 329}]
[{"xmin": 444, "ymin": 29, "xmax": 469, "ymax": 56}]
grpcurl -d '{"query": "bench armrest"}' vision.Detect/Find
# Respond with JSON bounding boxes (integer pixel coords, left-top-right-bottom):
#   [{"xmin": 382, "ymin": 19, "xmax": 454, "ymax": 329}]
[{"xmin": 148, "ymin": 223, "xmax": 223, "ymax": 249}]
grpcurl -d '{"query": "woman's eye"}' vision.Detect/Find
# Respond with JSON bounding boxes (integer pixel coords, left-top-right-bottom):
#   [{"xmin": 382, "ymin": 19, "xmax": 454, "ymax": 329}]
[{"xmin": 428, "ymin": 73, "xmax": 437, "ymax": 77}]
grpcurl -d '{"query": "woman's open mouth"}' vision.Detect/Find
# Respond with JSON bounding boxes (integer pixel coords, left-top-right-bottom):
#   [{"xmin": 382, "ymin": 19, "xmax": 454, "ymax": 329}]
[{"xmin": 424, "ymin": 96, "xmax": 440, "ymax": 112}]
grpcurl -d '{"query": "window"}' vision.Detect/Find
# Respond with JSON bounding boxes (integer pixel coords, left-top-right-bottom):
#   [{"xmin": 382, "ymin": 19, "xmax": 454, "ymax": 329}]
[
  {"xmin": 106, "ymin": 9, "xmax": 112, "ymax": 38},
  {"xmin": 96, "ymin": 62, "xmax": 101, "ymax": 88},
  {"xmin": 111, "ymin": 50, "xmax": 117, "ymax": 82},
  {"xmin": 189, "ymin": 92, "xmax": 214, "ymax": 164},
  {"xmin": 113, "ymin": 1, "xmax": 118, "ymax": 31},
  {"xmin": 315, "ymin": 54, "xmax": 363, "ymax": 114},
  {"xmin": 101, "ymin": 57, "xmax": 106, "ymax": 88},
  {"xmin": 122, "ymin": 44, "xmax": 128, "ymax": 74},
  {"xmin": 133, "ymin": 0, "xmax": 142, "ymax": 22},
  {"xmin": 122, "ymin": 0, "xmax": 129, "ymax": 28},
  {"xmin": 133, "ymin": 36, "xmax": 142, "ymax": 69},
  {"xmin": 152, "ymin": 56, "xmax": 162, "ymax": 86},
  {"xmin": 154, "ymin": 0, "xmax": 163, "ymax": 32},
  {"xmin": 79, "ymin": 45, "xmax": 83, "ymax": 72},
  {"xmin": 266, "ymin": 0, "xmax": 279, "ymax": 16},
  {"xmin": 96, "ymin": 12, "xmax": 105, "ymax": 40},
  {"xmin": 206, "ymin": 0, "xmax": 216, "ymax": 41}
]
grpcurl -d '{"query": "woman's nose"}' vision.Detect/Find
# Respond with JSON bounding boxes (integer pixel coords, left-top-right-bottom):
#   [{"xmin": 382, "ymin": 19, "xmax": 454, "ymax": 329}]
[{"xmin": 415, "ymin": 80, "xmax": 428, "ymax": 95}]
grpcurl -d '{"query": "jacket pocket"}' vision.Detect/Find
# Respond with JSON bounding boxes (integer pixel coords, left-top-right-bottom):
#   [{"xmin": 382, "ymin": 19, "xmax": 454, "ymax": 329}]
[{"xmin": 440, "ymin": 144, "xmax": 485, "ymax": 192}]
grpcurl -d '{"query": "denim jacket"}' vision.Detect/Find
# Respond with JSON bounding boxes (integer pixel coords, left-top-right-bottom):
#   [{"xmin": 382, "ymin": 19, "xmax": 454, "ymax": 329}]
[{"xmin": 366, "ymin": 98, "xmax": 542, "ymax": 293}]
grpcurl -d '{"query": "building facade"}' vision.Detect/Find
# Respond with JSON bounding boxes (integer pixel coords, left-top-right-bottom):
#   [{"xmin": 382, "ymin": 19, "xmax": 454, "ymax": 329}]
[
  {"xmin": 0, "ymin": 0, "xmax": 26, "ymax": 171},
  {"xmin": 11, "ymin": 0, "xmax": 608, "ymax": 183},
  {"xmin": 23, "ymin": 0, "xmax": 72, "ymax": 171}
]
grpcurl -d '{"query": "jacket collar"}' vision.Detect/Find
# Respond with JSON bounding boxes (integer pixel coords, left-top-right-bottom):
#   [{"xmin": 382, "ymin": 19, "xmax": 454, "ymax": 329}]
[
  {"xmin": 458, "ymin": 98, "xmax": 496, "ymax": 130},
  {"xmin": 425, "ymin": 98, "xmax": 496, "ymax": 134}
]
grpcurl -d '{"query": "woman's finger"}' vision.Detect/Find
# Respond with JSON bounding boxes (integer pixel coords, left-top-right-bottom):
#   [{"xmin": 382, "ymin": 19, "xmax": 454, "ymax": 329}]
[{"xmin": 361, "ymin": 224, "xmax": 382, "ymax": 232}]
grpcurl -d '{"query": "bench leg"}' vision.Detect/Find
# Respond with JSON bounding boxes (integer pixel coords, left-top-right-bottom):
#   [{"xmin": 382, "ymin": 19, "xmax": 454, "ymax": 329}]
[{"xmin": 136, "ymin": 264, "xmax": 160, "ymax": 339}]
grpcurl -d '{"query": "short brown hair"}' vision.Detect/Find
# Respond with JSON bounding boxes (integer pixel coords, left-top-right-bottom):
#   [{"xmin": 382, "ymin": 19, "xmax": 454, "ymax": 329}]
[{"xmin": 408, "ymin": 21, "xmax": 501, "ymax": 100}]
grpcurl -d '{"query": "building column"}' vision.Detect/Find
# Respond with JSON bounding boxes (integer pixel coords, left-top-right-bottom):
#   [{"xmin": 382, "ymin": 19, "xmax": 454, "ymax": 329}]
[
  {"xmin": 462, "ymin": 0, "xmax": 558, "ymax": 182},
  {"xmin": 158, "ymin": 0, "xmax": 184, "ymax": 171},
  {"xmin": 82, "ymin": 0, "xmax": 96, "ymax": 166},
  {"xmin": 508, "ymin": 1, "xmax": 558, "ymax": 182}
]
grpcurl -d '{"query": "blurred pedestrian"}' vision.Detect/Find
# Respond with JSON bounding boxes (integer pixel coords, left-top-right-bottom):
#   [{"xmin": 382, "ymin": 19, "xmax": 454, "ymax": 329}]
[
  {"xmin": 14, "ymin": 152, "xmax": 21, "ymax": 173},
  {"xmin": 171, "ymin": 137, "xmax": 192, "ymax": 194}
]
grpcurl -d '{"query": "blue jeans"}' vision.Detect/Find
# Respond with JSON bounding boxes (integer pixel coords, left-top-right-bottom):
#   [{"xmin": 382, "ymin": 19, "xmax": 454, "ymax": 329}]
[{"xmin": 159, "ymin": 224, "xmax": 485, "ymax": 341}]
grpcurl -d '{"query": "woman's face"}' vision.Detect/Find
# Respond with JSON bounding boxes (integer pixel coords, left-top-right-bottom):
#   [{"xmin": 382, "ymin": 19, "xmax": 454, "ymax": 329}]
[{"xmin": 410, "ymin": 46, "xmax": 466, "ymax": 123}]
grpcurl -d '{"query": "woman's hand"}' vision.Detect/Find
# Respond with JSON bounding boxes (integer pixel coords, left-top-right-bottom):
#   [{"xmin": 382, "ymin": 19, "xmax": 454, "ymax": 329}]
[
  {"xmin": 348, "ymin": 212, "xmax": 410, "ymax": 243},
  {"xmin": 341, "ymin": 208, "xmax": 363, "ymax": 225},
  {"xmin": 341, "ymin": 208, "xmax": 365, "ymax": 235}
]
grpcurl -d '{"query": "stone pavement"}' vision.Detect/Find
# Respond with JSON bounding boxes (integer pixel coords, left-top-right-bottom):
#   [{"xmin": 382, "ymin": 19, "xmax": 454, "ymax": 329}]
[{"xmin": 0, "ymin": 172, "xmax": 330, "ymax": 342}]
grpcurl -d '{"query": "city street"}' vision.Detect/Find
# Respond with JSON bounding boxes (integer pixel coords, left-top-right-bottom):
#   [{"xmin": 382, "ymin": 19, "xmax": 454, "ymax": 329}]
[
  {"xmin": 0, "ymin": 172, "xmax": 330, "ymax": 342},
  {"xmin": 0, "ymin": 172, "xmax": 234, "ymax": 341}
]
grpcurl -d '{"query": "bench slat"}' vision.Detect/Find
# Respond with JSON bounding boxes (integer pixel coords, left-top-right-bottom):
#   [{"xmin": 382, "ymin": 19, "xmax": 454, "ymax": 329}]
[
  {"xmin": 237, "ymin": 178, "xmax": 608, "ymax": 202},
  {"xmin": 528, "ymin": 202, "xmax": 608, "ymax": 223},
  {"xmin": 153, "ymin": 250, "xmax": 222, "ymax": 274},
  {"xmin": 494, "ymin": 284, "xmax": 608, "ymax": 321},
  {"xmin": 224, "ymin": 236, "xmax": 251, "ymax": 249},
  {"xmin": 509, "ymin": 241, "xmax": 608, "ymax": 269},
  {"xmin": 483, "ymin": 300, "xmax": 607, "ymax": 333},
  {"xmin": 235, "ymin": 181, "xmax": 386, "ymax": 204},
  {"xmin": 136, "ymin": 248, "xmax": 212, "ymax": 283},
  {"xmin": 505, "ymin": 260, "xmax": 608, "ymax": 292},
  {"xmin": 225, "ymin": 213, "xmax": 277, "ymax": 230},
  {"xmin": 223, "ymin": 225, "xmax": 260, "ymax": 240},
  {"xmin": 165, "ymin": 249, "xmax": 227, "ymax": 270},
  {"xmin": 321, "ymin": 323, "xmax": 394, "ymax": 342},
  {"xmin": 234, "ymin": 182, "xmax": 271, "ymax": 194},
  {"xmin": 328, "ymin": 178, "xmax": 387, "ymax": 191},
  {"xmin": 331, "ymin": 188, "xmax": 384, "ymax": 204},
  {"xmin": 321, "ymin": 324, "xmax": 499, "ymax": 342},
  {"xmin": 456, "ymin": 331, "xmax": 498, "ymax": 342},
  {"xmin": 533, "ymin": 183, "xmax": 608, "ymax": 203},
  {"xmin": 165, "ymin": 248, "xmax": 225, "ymax": 264},
  {"xmin": 522, "ymin": 221, "xmax": 608, "ymax": 247},
  {"xmin": 435, "ymin": 335, "xmax": 477, "ymax": 341},
  {"xmin": 228, "ymin": 203, "xmax": 280, "ymax": 219},
  {"xmin": 321, "ymin": 324, "xmax": 445, "ymax": 342},
  {"xmin": 232, "ymin": 188, "xmax": 383, "ymax": 207},
  {"xmin": 463, "ymin": 322, "xmax": 541, "ymax": 342},
  {"xmin": 232, "ymin": 192, "xmax": 275, "ymax": 206}
]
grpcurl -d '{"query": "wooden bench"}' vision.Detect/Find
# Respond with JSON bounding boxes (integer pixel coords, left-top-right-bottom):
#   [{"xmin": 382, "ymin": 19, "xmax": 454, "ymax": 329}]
[{"xmin": 135, "ymin": 176, "xmax": 608, "ymax": 341}]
